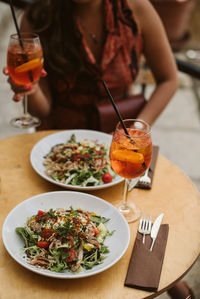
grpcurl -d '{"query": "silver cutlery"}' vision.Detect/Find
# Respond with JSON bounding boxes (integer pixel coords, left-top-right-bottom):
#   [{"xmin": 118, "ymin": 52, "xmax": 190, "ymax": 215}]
[
  {"xmin": 138, "ymin": 168, "xmax": 151, "ymax": 188},
  {"xmin": 150, "ymin": 213, "xmax": 164, "ymax": 251},
  {"xmin": 138, "ymin": 214, "xmax": 152, "ymax": 244},
  {"xmin": 128, "ymin": 168, "xmax": 151, "ymax": 191}
]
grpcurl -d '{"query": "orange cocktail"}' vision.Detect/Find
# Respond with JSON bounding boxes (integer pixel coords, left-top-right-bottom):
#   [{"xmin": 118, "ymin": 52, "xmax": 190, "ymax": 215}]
[
  {"xmin": 7, "ymin": 33, "xmax": 44, "ymax": 128},
  {"xmin": 110, "ymin": 129, "xmax": 152, "ymax": 179},
  {"xmin": 7, "ymin": 42, "xmax": 43, "ymax": 85},
  {"xmin": 109, "ymin": 119, "xmax": 152, "ymax": 223}
]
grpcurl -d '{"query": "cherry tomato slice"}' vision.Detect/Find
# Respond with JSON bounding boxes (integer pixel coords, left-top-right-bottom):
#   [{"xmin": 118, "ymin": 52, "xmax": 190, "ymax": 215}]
[
  {"xmin": 102, "ymin": 172, "xmax": 113, "ymax": 183},
  {"xmin": 37, "ymin": 241, "xmax": 50, "ymax": 248},
  {"xmin": 37, "ymin": 210, "xmax": 44, "ymax": 216},
  {"xmin": 93, "ymin": 228, "xmax": 100, "ymax": 236}
]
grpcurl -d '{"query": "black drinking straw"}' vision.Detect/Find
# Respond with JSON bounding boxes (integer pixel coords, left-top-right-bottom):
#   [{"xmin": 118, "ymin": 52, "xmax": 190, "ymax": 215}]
[
  {"xmin": 102, "ymin": 80, "xmax": 132, "ymax": 138},
  {"xmin": 9, "ymin": 0, "xmax": 33, "ymax": 82},
  {"xmin": 9, "ymin": 0, "xmax": 24, "ymax": 49}
]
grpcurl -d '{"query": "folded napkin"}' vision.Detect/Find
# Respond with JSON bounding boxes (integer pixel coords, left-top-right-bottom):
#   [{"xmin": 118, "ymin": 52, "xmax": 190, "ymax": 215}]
[
  {"xmin": 136, "ymin": 145, "xmax": 159, "ymax": 189},
  {"xmin": 125, "ymin": 224, "xmax": 169, "ymax": 292}
]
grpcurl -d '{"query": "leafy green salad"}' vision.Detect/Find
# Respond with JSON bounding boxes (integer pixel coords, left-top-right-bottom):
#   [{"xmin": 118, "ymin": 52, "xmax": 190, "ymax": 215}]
[
  {"xmin": 43, "ymin": 134, "xmax": 115, "ymax": 187},
  {"xmin": 16, "ymin": 207, "xmax": 114, "ymax": 273}
]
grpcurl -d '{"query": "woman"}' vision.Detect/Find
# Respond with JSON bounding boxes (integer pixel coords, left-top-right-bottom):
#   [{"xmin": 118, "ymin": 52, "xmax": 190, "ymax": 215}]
[{"xmin": 5, "ymin": 0, "xmax": 178, "ymax": 130}]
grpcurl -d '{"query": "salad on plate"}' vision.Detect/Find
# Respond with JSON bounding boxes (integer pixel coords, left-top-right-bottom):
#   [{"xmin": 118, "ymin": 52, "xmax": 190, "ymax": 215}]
[
  {"xmin": 16, "ymin": 207, "xmax": 114, "ymax": 273},
  {"xmin": 43, "ymin": 134, "xmax": 115, "ymax": 187}
]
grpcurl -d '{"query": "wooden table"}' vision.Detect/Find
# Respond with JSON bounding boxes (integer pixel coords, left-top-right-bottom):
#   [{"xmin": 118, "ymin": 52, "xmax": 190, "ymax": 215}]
[{"xmin": 0, "ymin": 131, "xmax": 200, "ymax": 299}]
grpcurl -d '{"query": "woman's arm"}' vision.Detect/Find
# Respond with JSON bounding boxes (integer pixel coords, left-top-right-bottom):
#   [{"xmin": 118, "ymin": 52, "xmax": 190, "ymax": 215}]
[{"xmin": 128, "ymin": 0, "xmax": 178, "ymax": 125}]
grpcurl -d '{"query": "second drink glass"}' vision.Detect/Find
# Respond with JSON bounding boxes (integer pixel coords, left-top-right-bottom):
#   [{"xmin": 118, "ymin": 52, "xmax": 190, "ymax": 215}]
[
  {"xmin": 7, "ymin": 32, "xmax": 44, "ymax": 128},
  {"xmin": 109, "ymin": 119, "xmax": 152, "ymax": 223}
]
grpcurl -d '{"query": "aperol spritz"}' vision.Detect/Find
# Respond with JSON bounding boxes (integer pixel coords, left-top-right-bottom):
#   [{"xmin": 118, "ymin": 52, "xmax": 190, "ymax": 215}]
[
  {"xmin": 110, "ymin": 119, "xmax": 152, "ymax": 222},
  {"xmin": 7, "ymin": 33, "xmax": 43, "ymax": 128}
]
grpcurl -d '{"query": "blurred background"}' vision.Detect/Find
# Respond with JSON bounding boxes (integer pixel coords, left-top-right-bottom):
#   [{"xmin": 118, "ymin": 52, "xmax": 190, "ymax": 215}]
[{"xmin": 0, "ymin": 0, "xmax": 199, "ymax": 297}]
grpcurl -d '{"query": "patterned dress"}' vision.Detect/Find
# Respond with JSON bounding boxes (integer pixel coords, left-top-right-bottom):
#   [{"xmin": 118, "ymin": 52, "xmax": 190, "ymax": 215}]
[{"xmin": 39, "ymin": 0, "xmax": 143, "ymax": 130}]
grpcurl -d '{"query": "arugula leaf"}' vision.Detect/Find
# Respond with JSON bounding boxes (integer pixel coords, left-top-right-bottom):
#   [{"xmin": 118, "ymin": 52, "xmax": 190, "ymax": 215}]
[
  {"xmin": 16, "ymin": 227, "xmax": 37, "ymax": 247},
  {"xmin": 16, "ymin": 227, "xmax": 29, "ymax": 247}
]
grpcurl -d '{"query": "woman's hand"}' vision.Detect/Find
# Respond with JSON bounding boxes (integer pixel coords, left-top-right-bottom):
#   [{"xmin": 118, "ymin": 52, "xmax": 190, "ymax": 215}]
[{"xmin": 3, "ymin": 67, "xmax": 47, "ymax": 102}]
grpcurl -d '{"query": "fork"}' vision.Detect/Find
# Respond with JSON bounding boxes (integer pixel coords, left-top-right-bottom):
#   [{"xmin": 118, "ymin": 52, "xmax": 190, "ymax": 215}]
[
  {"xmin": 138, "ymin": 214, "xmax": 152, "ymax": 244},
  {"xmin": 138, "ymin": 168, "xmax": 151, "ymax": 188}
]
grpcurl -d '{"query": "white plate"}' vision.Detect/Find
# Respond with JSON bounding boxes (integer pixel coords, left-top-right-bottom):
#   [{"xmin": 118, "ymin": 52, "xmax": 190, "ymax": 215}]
[
  {"xmin": 2, "ymin": 191, "xmax": 130, "ymax": 279},
  {"xmin": 30, "ymin": 130, "xmax": 123, "ymax": 190}
]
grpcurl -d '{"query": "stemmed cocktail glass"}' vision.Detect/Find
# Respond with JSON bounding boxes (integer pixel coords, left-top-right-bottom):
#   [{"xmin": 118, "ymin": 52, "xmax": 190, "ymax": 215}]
[
  {"xmin": 109, "ymin": 119, "xmax": 152, "ymax": 223},
  {"xmin": 7, "ymin": 33, "xmax": 43, "ymax": 128}
]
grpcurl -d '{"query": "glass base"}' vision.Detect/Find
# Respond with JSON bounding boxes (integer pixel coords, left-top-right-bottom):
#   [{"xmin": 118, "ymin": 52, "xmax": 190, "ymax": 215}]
[
  {"xmin": 10, "ymin": 115, "xmax": 41, "ymax": 129},
  {"xmin": 116, "ymin": 201, "xmax": 141, "ymax": 223}
]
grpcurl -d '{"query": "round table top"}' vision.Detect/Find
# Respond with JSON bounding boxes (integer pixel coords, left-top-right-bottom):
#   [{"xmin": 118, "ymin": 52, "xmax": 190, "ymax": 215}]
[{"xmin": 0, "ymin": 130, "xmax": 200, "ymax": 299}]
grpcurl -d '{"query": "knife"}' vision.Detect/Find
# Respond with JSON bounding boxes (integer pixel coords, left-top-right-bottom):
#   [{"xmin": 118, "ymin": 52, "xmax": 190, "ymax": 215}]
[{"xmin": 150, "ymin": 213, "xmax": 164, "ymax": 251}]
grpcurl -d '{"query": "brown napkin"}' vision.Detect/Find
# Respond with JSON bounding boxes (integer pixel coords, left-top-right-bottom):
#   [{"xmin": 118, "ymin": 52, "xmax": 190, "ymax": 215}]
[
  {"xmin": 125, "ymin": 224, "xmax": 169, "ymax": 292},
  {"xmin": 136, "ymin": 145, "xmax": 159, "ymax": 189}
]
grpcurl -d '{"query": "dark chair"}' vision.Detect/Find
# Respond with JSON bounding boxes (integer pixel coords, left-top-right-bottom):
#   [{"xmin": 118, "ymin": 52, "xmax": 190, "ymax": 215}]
[{"xmin": 176, "ymin": 57, "xmax": 200, "ymax": 80}]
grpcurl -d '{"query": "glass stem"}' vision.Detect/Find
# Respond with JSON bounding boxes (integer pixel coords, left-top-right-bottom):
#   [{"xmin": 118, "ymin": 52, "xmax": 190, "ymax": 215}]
[
  {"xmin": 122, "ymin": 178, "xmax": 140, "ymax": 210},
  {"xmin": 23, "ymin": 95, "xmax": 28, "ymax": 118},
  {"xmin": 122, "ymin": 179, "xmax": 130, "ymax": 209}
]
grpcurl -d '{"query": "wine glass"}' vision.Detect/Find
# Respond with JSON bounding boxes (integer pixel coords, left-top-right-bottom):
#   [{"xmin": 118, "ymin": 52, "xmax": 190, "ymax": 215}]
[
  {"xmin": 109, "ymin": 119, "xmax": 152, "ymax": 223},
  {"xmin": 7, "ymin": 33, "xmax": 44, "ymax": 128}
]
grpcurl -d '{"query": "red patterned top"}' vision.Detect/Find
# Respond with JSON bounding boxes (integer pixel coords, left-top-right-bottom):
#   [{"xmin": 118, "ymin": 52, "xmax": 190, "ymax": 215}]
[{"xmin": 39, "ymin": 0, "xmax": 143, "ymax": 130}]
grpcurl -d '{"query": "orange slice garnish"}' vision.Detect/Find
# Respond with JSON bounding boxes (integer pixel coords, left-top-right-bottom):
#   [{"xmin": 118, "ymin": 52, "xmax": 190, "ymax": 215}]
[
  {"xmin": 111, "ymin": 160, "xmax": 125, "ymax": 175},
  {"xmin": 111, "ymin": 150, "xmax": 144, "ymax": 164},
  {"xmin": 15, "ymin": 58, "xmax": 42, "ymax": 73}
]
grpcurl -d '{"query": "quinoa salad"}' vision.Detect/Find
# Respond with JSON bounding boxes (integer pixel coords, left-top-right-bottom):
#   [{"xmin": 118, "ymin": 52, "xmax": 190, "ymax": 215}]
[
  {"xmin": 16, "ymin": 207, "xmax": 114, "ymax": 273},
  {"xmin": 43, "ymin": 134, "xmax": 115, "ymax": 187}
]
